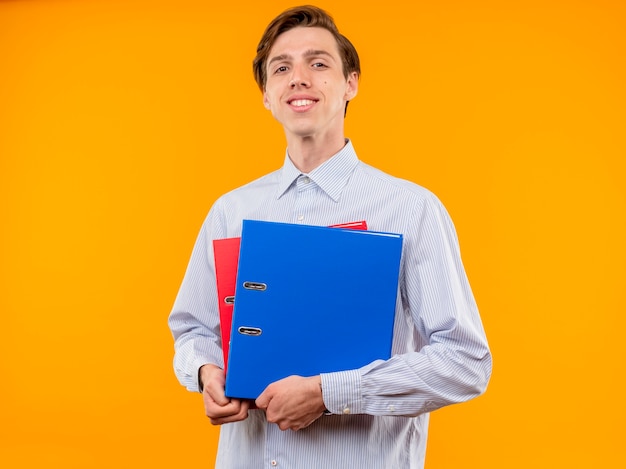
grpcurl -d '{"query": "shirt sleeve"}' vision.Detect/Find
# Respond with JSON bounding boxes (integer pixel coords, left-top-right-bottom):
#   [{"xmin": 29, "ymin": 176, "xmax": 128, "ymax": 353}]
[
  {"xmin": 321, "ymin": 194, "xmax": 492, "ymax": 416},
  {"xmin": 168, "ymin": 203, "xmax": 227, "ymax": 393}
]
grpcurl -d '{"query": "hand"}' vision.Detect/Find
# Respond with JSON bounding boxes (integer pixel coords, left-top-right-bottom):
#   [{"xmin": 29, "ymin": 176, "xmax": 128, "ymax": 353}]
[
  {"xmin": 200, "ymin": 364, "xmax": 250, "ymax": 425},
  {"xmin": 255, "ymin": 375, "xmax": 326, "ymax": 431}
]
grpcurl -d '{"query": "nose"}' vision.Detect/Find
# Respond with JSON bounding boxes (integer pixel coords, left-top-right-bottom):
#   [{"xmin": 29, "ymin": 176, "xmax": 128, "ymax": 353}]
[
  {"xmin": 289, "ymin": 64, "xmax": 311, "ymax": 88},
  {"xmin": 289, "ymin": 79, "xmax": 308, "ymax": 88}
]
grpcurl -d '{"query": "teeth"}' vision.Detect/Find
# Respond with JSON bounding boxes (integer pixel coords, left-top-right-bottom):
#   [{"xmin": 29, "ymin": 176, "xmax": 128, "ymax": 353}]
[{"xmin": 291, "ymin": 99, "xmax": 314, "ymax": 107}]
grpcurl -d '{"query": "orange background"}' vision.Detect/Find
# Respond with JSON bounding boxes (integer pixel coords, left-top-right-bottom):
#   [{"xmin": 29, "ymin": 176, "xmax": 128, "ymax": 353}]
[{"xmin": 1, "ymin": 0, "xmax": 625, "ymax": 467}]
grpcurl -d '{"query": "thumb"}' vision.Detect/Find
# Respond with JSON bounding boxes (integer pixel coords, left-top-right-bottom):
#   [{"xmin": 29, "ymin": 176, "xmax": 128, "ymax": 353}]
[{"xmin": 255, "ymin": 387, "xmax": 271, "ymax": 410}]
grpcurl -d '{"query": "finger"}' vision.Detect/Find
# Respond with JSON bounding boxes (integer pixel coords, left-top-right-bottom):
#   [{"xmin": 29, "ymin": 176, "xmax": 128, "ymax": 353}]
[
  {"xmin": 209, "ymin": 400, "xmax": 250, "ymax": 425},
  {"xmin": 216, "ymin": 398, "xmax": 249, "ymax": 415},
  {"xmin": 204, "ymin": 398, "xmax": 242, "ymax": 418},
  {"xmin": 255, "ymin": 387, "xmax": 271, "ymax": 410}
]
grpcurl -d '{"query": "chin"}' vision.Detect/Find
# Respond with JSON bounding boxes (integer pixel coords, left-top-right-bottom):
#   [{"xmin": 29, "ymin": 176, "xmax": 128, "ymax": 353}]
[{"xmin": 286, "ymin": 125, "xmax": 318, "ymax": 138}]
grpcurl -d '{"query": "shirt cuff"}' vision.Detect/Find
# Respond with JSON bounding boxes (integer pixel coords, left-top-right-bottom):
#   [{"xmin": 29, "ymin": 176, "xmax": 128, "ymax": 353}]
[{"xmin": 320, "ymin": 369, "xmax": 362, "ymax": 415}]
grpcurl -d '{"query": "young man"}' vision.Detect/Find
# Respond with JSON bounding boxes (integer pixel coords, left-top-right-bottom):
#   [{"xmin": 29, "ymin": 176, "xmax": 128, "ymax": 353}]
[{"xmin": 169, "ymin": 5, "xmax": 491, "ymax": 468}]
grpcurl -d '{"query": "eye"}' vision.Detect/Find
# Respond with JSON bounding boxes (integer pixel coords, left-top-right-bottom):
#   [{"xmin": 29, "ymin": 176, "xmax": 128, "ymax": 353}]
[
  {"xmin": 274, "ymin": 65, "xmax": 288, "ymax": 74},
  {"xmin": 312, "ymin": 62, "xmax": 328, "ymax": 69}
]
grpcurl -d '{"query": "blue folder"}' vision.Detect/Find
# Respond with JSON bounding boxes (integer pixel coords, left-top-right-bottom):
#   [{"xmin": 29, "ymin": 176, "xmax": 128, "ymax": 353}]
[{"xmin": 224, "ymin": 220, "xmax": 403, "ymax": 399}]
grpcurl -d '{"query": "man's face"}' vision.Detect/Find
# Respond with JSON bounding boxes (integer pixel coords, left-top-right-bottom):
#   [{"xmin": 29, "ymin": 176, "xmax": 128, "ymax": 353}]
[{"xmin": 263, "ymin": 26, "xmax": 358, "ymax": 141}]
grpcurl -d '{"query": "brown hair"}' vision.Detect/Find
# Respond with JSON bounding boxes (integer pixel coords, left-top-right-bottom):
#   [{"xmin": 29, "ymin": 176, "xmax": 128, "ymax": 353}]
[{"xmin": 252, "ymin": 5, "xmax": 361, "ymax": 91}]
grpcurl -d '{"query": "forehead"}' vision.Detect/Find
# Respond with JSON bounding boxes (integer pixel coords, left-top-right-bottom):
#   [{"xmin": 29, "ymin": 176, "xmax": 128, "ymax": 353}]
[{"xmin": 268, "ymin": 26, "xmax": 340, "ymax": 60}]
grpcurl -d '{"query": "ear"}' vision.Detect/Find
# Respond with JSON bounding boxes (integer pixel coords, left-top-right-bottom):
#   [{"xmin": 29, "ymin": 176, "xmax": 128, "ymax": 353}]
[
  {"xmin": 263, "ymin": 90, "xmax": 271, "ymax": 110},
  {"xmin": 344, "ymin": 71, "xmax": 359, "ymax": 101}
]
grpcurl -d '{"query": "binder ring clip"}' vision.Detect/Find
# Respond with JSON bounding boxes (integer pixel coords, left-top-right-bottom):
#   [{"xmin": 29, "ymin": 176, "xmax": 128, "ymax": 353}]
[{"xmin": 243, "ymin": 281, "xmax": 267, "ymax": 291}]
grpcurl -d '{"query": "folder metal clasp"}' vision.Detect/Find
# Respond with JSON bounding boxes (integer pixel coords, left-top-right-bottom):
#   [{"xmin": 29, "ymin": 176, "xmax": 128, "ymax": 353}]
[
  {"xmin": 224, "ymin": 295, "xmax": 235, "ymax": 304},
  {"xmin": 243, "ymin": 281, "xmax": 267, "ymax": 291},
  {"xmin": 238, "ymin": 326, "xmax": 262, "ymax": 336}
]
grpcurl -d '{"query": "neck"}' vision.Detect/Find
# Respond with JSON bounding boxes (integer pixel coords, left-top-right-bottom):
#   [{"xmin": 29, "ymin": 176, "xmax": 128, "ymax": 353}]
[{"xmin": 285, "ymin": 133, "xmax": 346, "ymax": 173}]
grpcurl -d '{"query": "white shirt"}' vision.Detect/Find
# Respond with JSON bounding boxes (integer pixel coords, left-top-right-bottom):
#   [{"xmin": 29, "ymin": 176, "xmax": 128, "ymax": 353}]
[{"xmin": 168, "ymin": 140, "xmax": 492, "ymax": 468}]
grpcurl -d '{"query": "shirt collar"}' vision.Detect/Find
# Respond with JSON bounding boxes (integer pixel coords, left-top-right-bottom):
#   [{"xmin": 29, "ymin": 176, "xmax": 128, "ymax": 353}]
[{"xmin": 276, "ymin": 139, "xmax": 359, "ymax": 202}]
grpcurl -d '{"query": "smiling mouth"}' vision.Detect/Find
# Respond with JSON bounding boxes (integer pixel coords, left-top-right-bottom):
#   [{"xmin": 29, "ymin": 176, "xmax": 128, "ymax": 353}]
[{"xmin": 289, "ymin": 99, "xmax": 317, "ymax": 107}]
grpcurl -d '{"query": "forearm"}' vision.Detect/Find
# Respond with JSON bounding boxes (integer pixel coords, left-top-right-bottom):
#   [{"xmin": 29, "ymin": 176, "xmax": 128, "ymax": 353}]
[{"xmin": 321, "ymin": 339, "xmax": 491, "ymax": 417}]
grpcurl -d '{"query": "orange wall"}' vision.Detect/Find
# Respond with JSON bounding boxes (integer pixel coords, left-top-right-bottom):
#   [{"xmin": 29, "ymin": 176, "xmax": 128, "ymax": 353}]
[{"xmin": 1, "ymin": 0, "xmax": 624, "ymax": 467}]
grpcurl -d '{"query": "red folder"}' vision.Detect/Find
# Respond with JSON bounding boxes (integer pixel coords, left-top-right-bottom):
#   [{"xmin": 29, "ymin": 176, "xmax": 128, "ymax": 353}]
[{"xmin": 213, "ymin": 221, "xmax": 367, "ymax": 373}]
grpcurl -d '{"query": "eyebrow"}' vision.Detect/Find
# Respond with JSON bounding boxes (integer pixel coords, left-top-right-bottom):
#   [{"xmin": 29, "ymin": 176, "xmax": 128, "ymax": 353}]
[{"xmin": 267, "ymin": 49, "xmax": 334, "ymax": 68}]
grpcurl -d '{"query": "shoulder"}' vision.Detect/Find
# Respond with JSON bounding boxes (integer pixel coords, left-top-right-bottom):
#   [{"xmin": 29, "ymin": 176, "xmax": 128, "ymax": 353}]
[
  {"xmin": 219, "ymin": 169, "xmax": 281, "ymax": 201},
  {"xmin": 210, "ymin": 168, "xmax": 282, "ymax": 216},
  {"xmin": 351, "ymin": 161, "xmax": 457, "ymax": 241},
  {"xmin": 356, "ymin": 161, "xmax": 442, "ymax": 207}
]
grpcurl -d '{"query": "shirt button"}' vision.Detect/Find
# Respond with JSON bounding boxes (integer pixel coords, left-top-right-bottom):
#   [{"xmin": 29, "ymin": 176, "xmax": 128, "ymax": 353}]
[
  {"xmin": 297, "ymin": 215, "xmax": 304, "ymax": 221},
  {"xmin": 389, "ymin": 405, "xmax": 396, "ymax": 412},
  {"xmin": 302, "ymin": 176, "xmax": 310, "ymax": 184},
  {"xmin": 343, "ymin": 407, "xmax": 350, "ymax": 415},
  {"xmin": 271, "ymin": 460, "xmax": 277, "ymax": 466}
]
